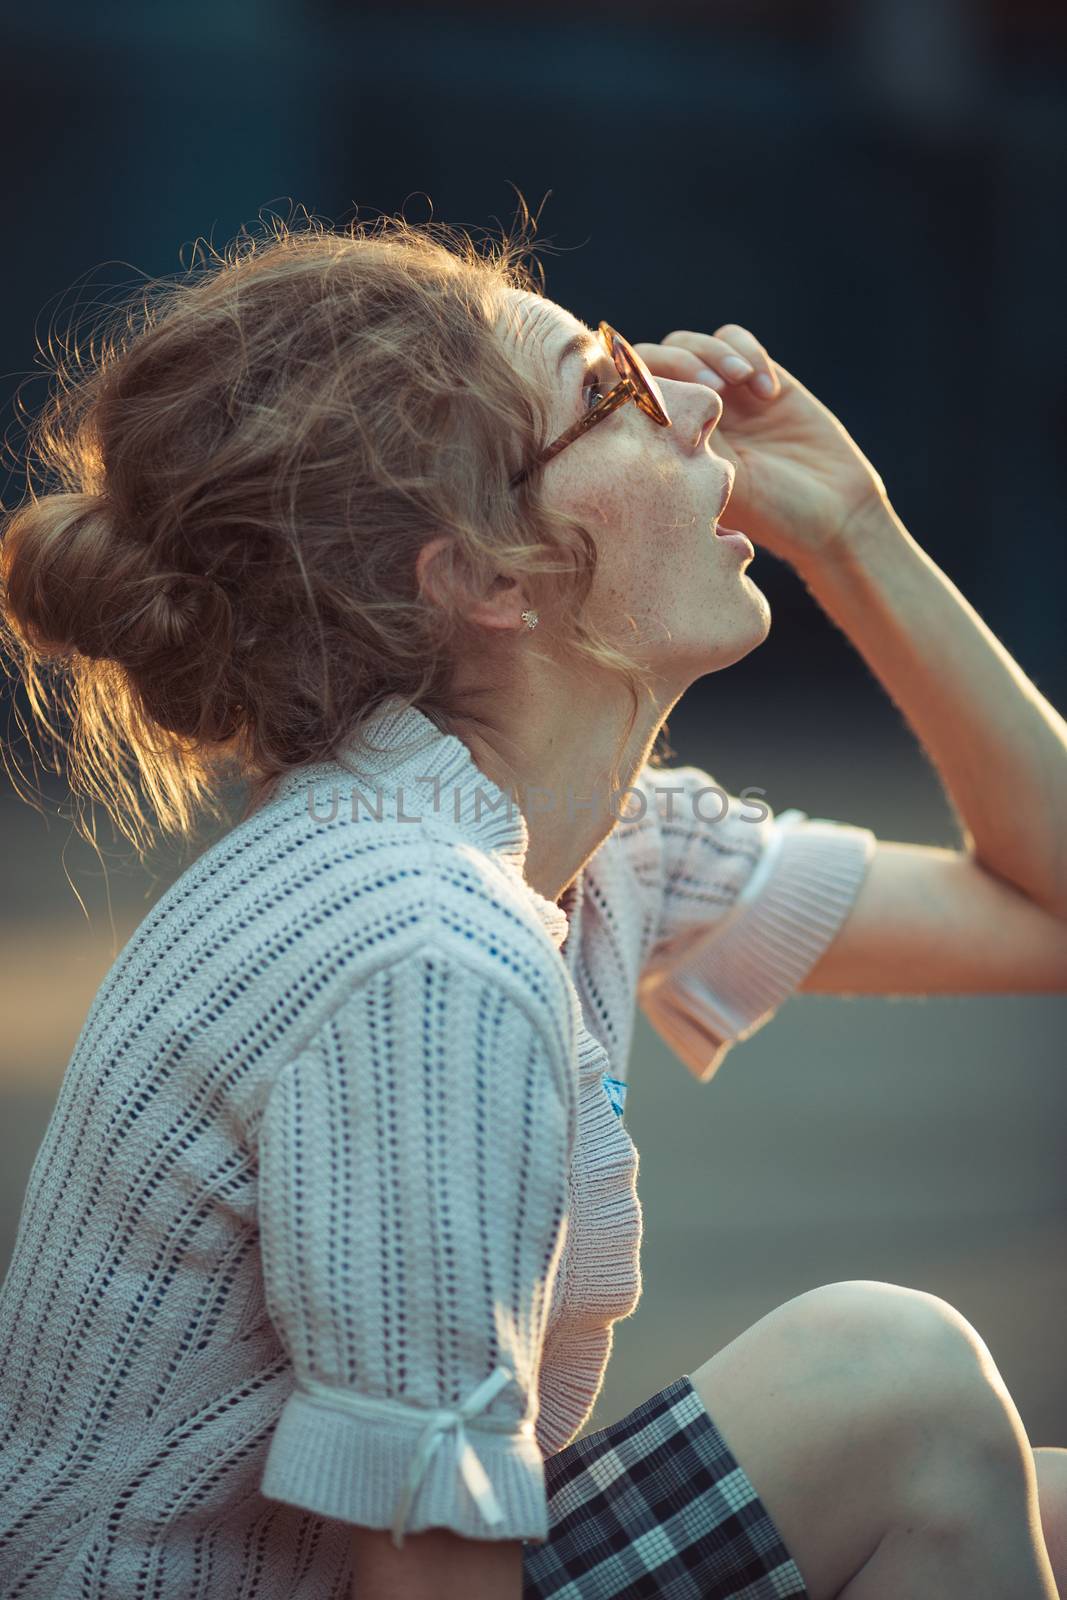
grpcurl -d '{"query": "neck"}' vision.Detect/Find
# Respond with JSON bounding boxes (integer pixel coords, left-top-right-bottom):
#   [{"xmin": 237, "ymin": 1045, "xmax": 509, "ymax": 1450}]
[{"xmin": 449, "ymin": 676, "xmax": 679, "ymax": 905}]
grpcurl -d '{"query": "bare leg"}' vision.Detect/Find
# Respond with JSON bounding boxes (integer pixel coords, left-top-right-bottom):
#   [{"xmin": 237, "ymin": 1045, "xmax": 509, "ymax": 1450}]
[
  {"xmin": 839, "ymin": 1382, "xmax": 1057, "ymax": 1598},
  {"xmin": 687, "ymin": 1280, "xmax": 1057, "ymax": 1600},
  {"xmin": 1034, "ymin": 1447, "xmax": 1067, "ymax": 1596}
]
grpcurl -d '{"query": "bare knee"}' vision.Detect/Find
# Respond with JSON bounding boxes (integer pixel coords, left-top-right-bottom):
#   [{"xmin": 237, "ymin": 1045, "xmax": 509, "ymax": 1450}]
[
  {"xmin": 786, "ymin": 1279, "xmax": 1015, "ymax": 1422},
  {"xmin": 786, "ymin": 1277, "xmax": 986, "ymax": 1368},
  {"xmin": 789, "ymin": 1280, "xmax": 1030, "ymax": 1510},
  {"xmin": 688, "ymin": 1278, "xmax": 1029, "ymax": 1600}
]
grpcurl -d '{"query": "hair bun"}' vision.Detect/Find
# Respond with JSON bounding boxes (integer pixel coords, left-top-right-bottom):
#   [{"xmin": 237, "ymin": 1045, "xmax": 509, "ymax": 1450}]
[
  {"xmin": 1, "ymin": 490, "xmax": 117, "ymax": 659},
  {"xmin": 1, "ymin": 489, "xmax": 235, "ymax": 672}
]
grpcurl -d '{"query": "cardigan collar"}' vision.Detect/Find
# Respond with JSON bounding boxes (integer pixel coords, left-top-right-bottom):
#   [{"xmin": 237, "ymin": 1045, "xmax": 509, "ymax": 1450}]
[{"xmin": 257, "ymin": 699, "xmax": 583, "ymax": 952}]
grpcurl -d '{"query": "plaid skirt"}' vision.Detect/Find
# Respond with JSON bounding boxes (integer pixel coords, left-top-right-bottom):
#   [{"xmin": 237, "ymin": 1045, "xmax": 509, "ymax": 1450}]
[{"xmin": 521, "ymin": 1374, "xmax": 810, "ymax": 1599}]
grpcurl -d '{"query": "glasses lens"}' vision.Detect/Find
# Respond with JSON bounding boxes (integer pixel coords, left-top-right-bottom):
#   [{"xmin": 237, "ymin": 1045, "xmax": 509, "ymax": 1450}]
[{"xmin": 600, "ymin": 323, "xmax": 670, "ymax": 424}]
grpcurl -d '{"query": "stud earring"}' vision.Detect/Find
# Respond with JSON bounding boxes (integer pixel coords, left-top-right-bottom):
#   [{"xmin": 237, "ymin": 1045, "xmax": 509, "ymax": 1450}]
[{"xmin": 520, "ymin": 609, "xmax": 539, "ymax": 630}]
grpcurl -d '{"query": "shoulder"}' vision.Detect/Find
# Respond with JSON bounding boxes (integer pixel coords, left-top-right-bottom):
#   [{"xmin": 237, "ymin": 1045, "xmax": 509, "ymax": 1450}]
[
  {"xmin": 628, "ymin": 761, "xmax": 772, "ymax": 833},
  {"xmin": 209, "ymin": 773, "xmax": 575, "ymax": 1012},
  {"xmin": 603, "ymin": 758, "xmax": 771, "ymax": 890}
]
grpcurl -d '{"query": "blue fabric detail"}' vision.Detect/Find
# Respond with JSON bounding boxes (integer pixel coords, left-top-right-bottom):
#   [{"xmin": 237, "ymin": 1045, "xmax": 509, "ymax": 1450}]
[{"xmin": 601, "ymin": 1074, "xmax": 627, "ymax": 1119}]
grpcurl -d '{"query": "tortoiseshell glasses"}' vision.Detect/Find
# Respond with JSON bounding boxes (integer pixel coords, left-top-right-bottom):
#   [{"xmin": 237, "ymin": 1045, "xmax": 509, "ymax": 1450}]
[{"xmin": 508, "ymin": 321, "xmax": 672, "ymax": 490}]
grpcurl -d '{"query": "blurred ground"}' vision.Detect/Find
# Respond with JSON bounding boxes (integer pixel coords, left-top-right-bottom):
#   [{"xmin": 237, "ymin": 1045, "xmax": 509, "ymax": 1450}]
[{"xmin": 1, "ymin": 678, "xmax": 1065, "ymax": 1453}]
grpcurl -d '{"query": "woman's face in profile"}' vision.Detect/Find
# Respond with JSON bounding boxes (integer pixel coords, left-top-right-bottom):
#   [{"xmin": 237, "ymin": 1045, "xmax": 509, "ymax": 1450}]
[{"xmin": 497, "ymin": 289, "xmax": 771, "ymax": 688}]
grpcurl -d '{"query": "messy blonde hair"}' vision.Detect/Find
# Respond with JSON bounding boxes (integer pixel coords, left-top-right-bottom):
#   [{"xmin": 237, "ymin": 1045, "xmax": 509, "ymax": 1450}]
[{"xmin": 0, "ymin": 207, "xmax": 661, "ymax": 865}]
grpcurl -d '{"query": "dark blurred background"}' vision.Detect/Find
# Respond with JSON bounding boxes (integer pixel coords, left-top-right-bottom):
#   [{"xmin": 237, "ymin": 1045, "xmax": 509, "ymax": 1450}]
[{"xmin": 2, "ymin": 0, "xmax": 1065, "ymax": 1452}]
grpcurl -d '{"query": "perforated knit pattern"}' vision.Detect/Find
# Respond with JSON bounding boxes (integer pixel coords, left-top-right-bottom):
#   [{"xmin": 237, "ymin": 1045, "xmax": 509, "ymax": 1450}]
[{"xmin": 0, "ymin": 700, "xmax": 875, "ymax": 1595}]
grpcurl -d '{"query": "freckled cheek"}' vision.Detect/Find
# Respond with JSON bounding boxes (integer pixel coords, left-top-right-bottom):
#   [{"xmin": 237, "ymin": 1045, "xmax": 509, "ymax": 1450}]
[
  {"xmin": 583, "ymin": 505, "xmax": 672, "ymax": 617},
  {"xmin": 570, "ymin": 479, "xmax": 629, "ymax": 527},
  {"xmin": 570, "ymin": 472, "xmax": 662, "ymax": 546},
  {"xmin": 565, "ymin": 462, "xmax": 678, "ymax": 606}
]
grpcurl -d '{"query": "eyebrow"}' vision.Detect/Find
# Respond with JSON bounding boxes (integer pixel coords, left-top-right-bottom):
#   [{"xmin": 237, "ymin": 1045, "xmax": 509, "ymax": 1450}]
[{"xmin": 555, "ymin": 329, "xmax": 602, "ymax": 374}]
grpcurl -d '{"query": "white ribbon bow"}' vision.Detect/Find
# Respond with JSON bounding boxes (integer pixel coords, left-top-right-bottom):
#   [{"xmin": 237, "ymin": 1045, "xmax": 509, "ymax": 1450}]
[{"xmin": 390, "ymin": 1364, "xmax": 517, "ymax": 1550}]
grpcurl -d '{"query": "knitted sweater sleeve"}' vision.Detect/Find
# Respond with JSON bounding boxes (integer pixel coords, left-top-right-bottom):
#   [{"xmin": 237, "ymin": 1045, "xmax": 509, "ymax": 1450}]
[
  {"xmin": 636, "ymin": 764, "xmax": 876, "ymax": 1083},
  {"xmin": 256, "ymin": 940, "xmax": 577, "ymax": 1547}
]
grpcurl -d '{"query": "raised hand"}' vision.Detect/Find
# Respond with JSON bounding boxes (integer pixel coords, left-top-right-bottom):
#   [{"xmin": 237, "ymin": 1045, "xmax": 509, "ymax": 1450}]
[{"xmin": 631, "ymin": 325, "xmax": 889, "ymax": 568}]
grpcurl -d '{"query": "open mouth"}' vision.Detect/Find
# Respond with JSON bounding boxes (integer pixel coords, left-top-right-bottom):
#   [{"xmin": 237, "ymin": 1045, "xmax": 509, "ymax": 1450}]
[{"xmin": 713, "ymin": 526, "xmax": 756, "ymax": 557}]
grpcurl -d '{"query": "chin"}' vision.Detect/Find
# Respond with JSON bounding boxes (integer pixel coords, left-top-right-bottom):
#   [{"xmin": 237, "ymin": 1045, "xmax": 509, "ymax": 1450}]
[
  {"xmin": 703, "ymin": 591, "xmax": 772, "ymax": 674},
  {"xmin": 746, "ymin": 582, "xmax": 773, "ymax": 647}
]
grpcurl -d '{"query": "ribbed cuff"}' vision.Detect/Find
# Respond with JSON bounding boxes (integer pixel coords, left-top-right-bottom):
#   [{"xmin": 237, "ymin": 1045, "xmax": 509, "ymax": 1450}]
[
  {"xmin": 638, "ymin": 817, "xmax": 876, "ymax": 1083},
  {"xmin": 260, "ymin": 1382, "xmax": 549, "ymax": 1542}
]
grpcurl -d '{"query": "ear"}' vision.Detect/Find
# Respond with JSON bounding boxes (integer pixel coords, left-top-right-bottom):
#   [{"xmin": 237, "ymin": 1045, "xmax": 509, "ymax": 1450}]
[{"xmin": 415, "ymin": 536, "xmax": 532, "ymax": 633}]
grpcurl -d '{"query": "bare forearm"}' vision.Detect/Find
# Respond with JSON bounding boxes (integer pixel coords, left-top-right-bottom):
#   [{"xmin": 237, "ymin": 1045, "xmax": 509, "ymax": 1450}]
[
  {"xmin": 796, "ymin": 496, "xmax": 1067, "ymax": 920},
  {"xmin": 349, "ymin": 1525, "xmax": 524, "ymax": 1599}
]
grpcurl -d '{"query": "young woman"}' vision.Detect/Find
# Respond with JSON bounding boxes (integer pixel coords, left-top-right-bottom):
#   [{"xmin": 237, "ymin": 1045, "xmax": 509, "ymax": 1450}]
[{"xmin": 0, "ymin": 216, "xmax": 1064, "ymax": 1600}]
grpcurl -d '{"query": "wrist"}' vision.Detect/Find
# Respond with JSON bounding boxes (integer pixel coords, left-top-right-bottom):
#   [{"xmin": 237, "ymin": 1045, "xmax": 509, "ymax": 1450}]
[{"xmin": 801, "ymin": 489, "xmax": 905, "ymax": 579}]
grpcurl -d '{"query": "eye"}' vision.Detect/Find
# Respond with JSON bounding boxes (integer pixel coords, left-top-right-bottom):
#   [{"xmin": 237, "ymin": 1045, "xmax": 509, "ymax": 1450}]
[{"xmin": 582, "ymin": 362, "xmax": 610, "ymax": 411}]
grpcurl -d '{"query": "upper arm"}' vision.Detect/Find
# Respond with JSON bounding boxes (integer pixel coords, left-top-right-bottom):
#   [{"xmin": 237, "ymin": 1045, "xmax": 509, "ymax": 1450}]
[
  {"xmin": 634, "ymin": 762, "xmax": 1066, "ymax": 1086},
  {"xmin": 799, "ymin": 840, "xmax": 1067, "ymax": 995},
  {"xmin": 257, "ymin": 939, "xmax": 575, "ymax": 1545},
  {"xmin": 349, "ymin": 1524, "xmax": 524, "ymax": 1600}
]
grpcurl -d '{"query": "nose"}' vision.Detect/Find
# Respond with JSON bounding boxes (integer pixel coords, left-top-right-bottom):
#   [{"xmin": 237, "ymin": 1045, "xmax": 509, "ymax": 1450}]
[
  {"xmin": 696, "ymin": 385, "xmax": 723, "ymax": 440},
  {"xmin": 660, "ymin": 372, "xmax": 722, "ymax": 447}
]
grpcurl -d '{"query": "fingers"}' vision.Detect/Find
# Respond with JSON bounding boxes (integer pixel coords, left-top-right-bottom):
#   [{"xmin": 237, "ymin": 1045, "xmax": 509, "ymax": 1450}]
[
  {"xmin": 656, "ymin": 326, "xmax": 781, "ymax": 399},
  {"xmin": 629, "ymin": 343, "xmax": 711, "ymax": 385}
]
